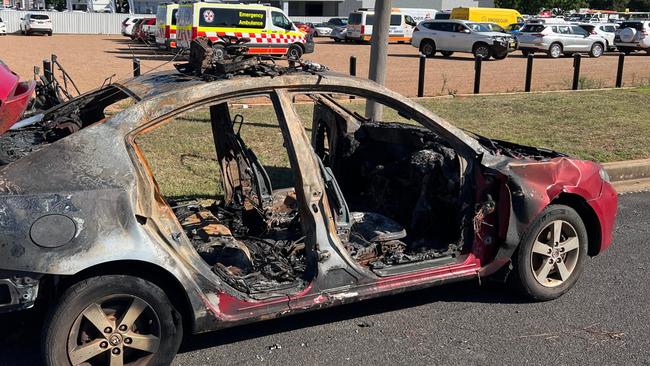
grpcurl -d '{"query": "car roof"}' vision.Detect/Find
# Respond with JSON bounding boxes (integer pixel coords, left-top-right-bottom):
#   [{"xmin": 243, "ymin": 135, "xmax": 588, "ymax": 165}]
[{"xmin": 104, "ymin": 68, "xmax": 484, "ymax": 157}]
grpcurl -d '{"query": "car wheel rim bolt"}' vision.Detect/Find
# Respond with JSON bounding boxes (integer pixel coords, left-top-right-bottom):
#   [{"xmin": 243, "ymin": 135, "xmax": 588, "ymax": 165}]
[
  {"xmin": 112, "ymin": 348, "xmax": 120, "ymax": 355},
  {"xmin": 119, "ymin": 324, "xmax": 128, "ymax": 332},
  {"xmin": 104, "ymin": 327, "xmax": 112, "ymax": 334}
]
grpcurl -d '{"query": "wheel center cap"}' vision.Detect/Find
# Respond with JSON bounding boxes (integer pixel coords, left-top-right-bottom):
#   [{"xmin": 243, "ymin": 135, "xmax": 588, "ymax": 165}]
[
  {"xmin": 109, "ymin": 334, "xmax": 122, "ymax": 346},
  {"xmin": 551, "ymin": 249, "xmax": 560, "ymax": 258}
]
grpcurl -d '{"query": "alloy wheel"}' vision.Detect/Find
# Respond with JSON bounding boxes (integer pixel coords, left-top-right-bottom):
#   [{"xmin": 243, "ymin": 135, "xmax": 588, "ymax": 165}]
[
  {"xmin": 530, "ymin": 220, "xmax": 580, "ymax": 288},
  {"xmin": 67, "ymin": 295, "xmax": 161, "ymax": 366},
  {"xmin": 475, "ymin": 45, "xmax": 490, "ymax": 59}
]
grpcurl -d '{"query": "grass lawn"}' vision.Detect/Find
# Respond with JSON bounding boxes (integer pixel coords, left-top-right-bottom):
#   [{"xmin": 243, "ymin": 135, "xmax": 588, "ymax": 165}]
[{"xmin": 137, "ymin": 88, "xmax": 650, "ymax": 200}]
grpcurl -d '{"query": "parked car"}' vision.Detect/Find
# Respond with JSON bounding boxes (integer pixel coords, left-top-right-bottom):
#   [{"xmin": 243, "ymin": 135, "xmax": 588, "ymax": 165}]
[
  {"xmin": 614, "ymin": 21, "xmax": 650, "ymax": 54},
  {"xmin": 0, "ymin": 61, "xmax": 35, "ymax": 133},
  {"xmin": 330, "ymin": 26, "xmax": 347, "ymax": 42},
  {"xmin": 326, "ymin": 17, "xmax": 347, "ymax": 27},
  {"xmin": 176, "ymin": 3, "xmax": 313, "ymax": 59},
  {"xmin": 412, "ymin": 19, "xmax": 516, "ymax": 59},
  {"xmin": 135, "ymin": 17, "xmax": 156, "ymax": 42},
  {"xmin": 310, "ymin": 22, "xmax": 332, "ymax": 37},
  {"xmin": 578, "ymin": 23, "xmax": 619, "ymax": 51},
  {"xmin": 0, "ymin": 17, "xmax": 6, "ymax": 35},
  {"xmin": 19, "ymin": 13, "xmax": 53, "ymax": 36},
  {"xmin": 0, "ymin": 55, "xmax": 617, "ymax": 366},
  {"xmin": 294, "ymin": 21, "xmax": 313, "ymax": 35},
  {"xmin": 131, "ymin": 18, "xmax": 146, "ymax": 40},
  {"xmin": 121, "ymin": 16, "xmax": 143, "ymax": 38},
  {"xmin": 450, "ymin": 7, "xmax": 524, "ymax": 28},
  {"xmin": 516, "ymin": 23, "xmax": 606, "ymax": 58},
  {"xmin": 505, "ymin": 22, "xmax": 525, "ymax": 35},
  {"xmin": 347, "ymin": 9, "xmax": 417, "ymax": 42}
]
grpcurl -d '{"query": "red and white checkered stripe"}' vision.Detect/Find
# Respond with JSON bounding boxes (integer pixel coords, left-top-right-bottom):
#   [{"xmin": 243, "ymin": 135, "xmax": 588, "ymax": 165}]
[{"xmin": 203, "ymin": 31, "xmax": 306, "ymax": 44}]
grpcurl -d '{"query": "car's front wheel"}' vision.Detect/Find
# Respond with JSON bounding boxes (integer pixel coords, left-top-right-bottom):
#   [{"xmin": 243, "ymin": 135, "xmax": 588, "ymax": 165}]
[
  {"xmin": 513, "ymin": 204, "xmax": 587, "ymax": 301},
  {"xmin": 287, "ymin": 44, "xmax": 303, "ymax": 60},
  {"xmin": 473, "ymin": 43, "xmax": 491, "ymax": 59},
  {"xmin": 43, "ymin": 275, "xmax": 183, "ymax": 366}
]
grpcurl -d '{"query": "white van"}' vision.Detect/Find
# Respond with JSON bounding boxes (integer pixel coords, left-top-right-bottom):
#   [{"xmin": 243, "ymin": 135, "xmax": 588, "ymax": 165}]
[
  {"xmin": 177, "ymin": 2, "xmax": 313, "ymax": 59},
  {"xmin": 346, "ymin": 8, "xmax": 419, "ymax": 42}
]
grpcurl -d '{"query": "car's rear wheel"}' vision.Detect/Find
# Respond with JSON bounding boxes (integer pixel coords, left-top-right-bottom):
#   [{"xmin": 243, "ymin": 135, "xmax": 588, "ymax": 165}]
[
  {"xmin": 48, "ymin": 31, "xmax": 53, "ymax": 37},
  {"xmin": 440, "ymin": 51, "xmax": 454, "ymax": 57},
  {"xmin": 513, "ymin": 205, "xmax": 587, "ymax": 301},
  {"xmin": 43, "ymin": 275, "xmax": 183, "ymax": 366},
  {"xmin": 420, "ymin": 40, "xmax": 436, "ymax": 57},
  {"xmin": 590, "ymin": 42, "xmax": 604, "ymax": 58},
  {"xmin": 548, "ymin": 42, "xmax": 562, "ymax": 58},
  {"xmin": 473, "ymin": 43, "xmax": 491, "ymax": 59},
  {"xmin": 287, "ymin": 44, "xmax": 303, "ymax": 60}
]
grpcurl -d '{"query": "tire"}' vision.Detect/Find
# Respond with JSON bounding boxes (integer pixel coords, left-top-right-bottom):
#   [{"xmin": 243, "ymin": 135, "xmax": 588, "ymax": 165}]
[
  {"xmin": 512, "ymin": 205, "xmax": 588, "ymax": 301},
  {"xmin": 440, "ymin": 51, "xmax": 454, "ymax": 57},
  {"xmin": 493, "ymin": 51, "xmax": 508, "ymax": 60},
  {"xmin": 619, "ymin": 47, "xmax": 632, "ymax": 55},
  {"xmin": 42, "ymin": 275, "xmax": 183, "ymax": 366},
  {"xmin": 473, "ymin": 43, "xmax": 491, "ymax": 59},
  {"xmin": 48, "ymin": 31, "xmax": 53, "ymax": 37},
  {"xmin": 548, "ymin": 42, "xmax": 562, "ymax": 58},
  {"xmin": 419, "ymin": 39, "xmax": 436, "ymax": 57},
  {"xmin": 589, "ymin": 42, "xmax": 604, "ymax": 58},
  {"xmin": 333, "ymin": 38, "xmax": 341, "ymax": 43},
  {"xmin": 521, "ymin": 50, "xmax": 531, "ymax": 57},
  {"xmin": 212, "ymin": 44, "xmax": 226, "ymax": 61},
  {"xmin": 287, "ymin": 44, "xmax": 303, "ymax": 60}
]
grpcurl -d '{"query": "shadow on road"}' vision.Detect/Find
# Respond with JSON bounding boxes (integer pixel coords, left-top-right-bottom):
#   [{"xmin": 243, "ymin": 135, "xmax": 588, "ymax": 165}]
[{"xmin": 0, "ymin": 280, "xmax": 525, "ymax": 364}]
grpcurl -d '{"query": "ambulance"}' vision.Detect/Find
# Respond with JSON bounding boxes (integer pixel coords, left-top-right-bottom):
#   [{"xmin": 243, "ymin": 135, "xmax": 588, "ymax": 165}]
[
  {"xmin": 346, "ymin": 8, "xmax": 424, "ymax": 43},
  {"xmin": 177, "ymin": 2, "xmax": 314, "ymax": 59},
  {"xmin": 156, "ymin": 3, "xmax": 180, "ymax": 49}
]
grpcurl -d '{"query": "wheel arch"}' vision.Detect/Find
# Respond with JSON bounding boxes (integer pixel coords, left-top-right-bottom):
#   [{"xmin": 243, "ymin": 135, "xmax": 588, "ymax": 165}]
[
  {"xmin": 550, "ymin": 193, "xmax": 601, "ymax": 257},
  {"xmin": 47, "ymin": 260, "xmax": 196, "ymax": 334}
]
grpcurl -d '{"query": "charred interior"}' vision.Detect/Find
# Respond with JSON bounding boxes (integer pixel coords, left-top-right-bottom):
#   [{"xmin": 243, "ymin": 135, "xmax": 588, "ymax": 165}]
[
  {"xmin": 165, "ymin": 102, "xmax": 312, "ymax": 296},
  {"xmin": 0, "ymin": 86, "xmax": 131, "ymax": 166},
  {"xmin": 311, "ymin": 97, "xmax": 467, "ymax": 271}
]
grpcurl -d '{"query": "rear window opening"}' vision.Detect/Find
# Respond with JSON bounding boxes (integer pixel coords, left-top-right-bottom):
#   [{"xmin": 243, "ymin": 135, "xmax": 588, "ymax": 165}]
[
  {"xmin": 349, "ymin": 13, "xmax": 362, "ymax": 25},
  {"xmin": 30, "ymin": 14, "xmax": 50, "ymax": 20}
]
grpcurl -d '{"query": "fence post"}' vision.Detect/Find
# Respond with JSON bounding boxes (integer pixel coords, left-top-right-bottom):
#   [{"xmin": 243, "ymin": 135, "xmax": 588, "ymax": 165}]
[
  {"xmin": 349, "ymin": 56, "xmax": 357, "ymax": 76},
  {"xmin": 43, "ymin": 59, "xmax": 52, "ymax": 84},
  {"xmin": 418, "ymin": 53, "xmax": 426, "ymax": 97},
  {"xmin": 133, "ymin": 58, "xmax": 141, "ymax": 77},
  {"xmin": 616, "ymin": 53, "xmax": 625, "ymax": 88},
  {"xmin": 474, "ymin": 56, "xmax": 483, "ymax": 94},
  {"xmin": 525, "ymin": 54, "xmax": 534, "ymax": 92},
  {"xmin": 572, "ymin": 54, "xmax": 581, "ymax": 90}
]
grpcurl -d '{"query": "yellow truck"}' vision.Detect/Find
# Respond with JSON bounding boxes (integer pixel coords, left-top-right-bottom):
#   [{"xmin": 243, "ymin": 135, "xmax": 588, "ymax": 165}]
[{"xmin": 451, "ymin": 7, "xmax": 524, "ymax": 28}]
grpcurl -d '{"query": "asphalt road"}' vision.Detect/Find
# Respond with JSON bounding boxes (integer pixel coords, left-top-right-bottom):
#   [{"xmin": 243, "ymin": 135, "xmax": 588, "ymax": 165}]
[{"xmin": 1, "ymin": 192, "xmax": 649, "ymax": 366}]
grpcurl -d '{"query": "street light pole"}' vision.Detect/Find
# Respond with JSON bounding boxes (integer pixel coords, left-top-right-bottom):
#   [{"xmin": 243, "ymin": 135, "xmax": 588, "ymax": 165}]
[{"xmin": 365, "ymin": 0, "xmax": 392, "ymax": 121}]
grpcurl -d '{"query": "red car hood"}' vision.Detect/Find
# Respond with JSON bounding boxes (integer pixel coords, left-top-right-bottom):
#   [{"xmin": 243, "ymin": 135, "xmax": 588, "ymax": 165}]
[{"xmin": 0, "ymin": 61, "xmax": 36, "ymax": 135}]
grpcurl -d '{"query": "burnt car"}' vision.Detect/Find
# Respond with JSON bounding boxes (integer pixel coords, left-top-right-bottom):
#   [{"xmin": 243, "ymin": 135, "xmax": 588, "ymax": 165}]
[{"xmin": 0, "ymin": 59, "xmax": 617, "ymax": 365}]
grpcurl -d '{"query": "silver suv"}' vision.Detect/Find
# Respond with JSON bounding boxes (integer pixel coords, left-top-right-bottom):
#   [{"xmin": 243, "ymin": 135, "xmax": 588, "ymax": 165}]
[
  {"xmin": 615, "ymin": 21, "xmax": 650, "ymax": 54},
  {"xmin": 411, "ymin": 19, "xmax": 516, "ymax": 60},
  {"xmin": 516, "ymin": 23, "xmax": 605, "ymax": 58}
]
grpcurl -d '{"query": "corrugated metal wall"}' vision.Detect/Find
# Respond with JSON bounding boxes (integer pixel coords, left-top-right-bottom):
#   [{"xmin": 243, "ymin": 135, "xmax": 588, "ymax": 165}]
[
  {"xmin": 0, "ymin": 11, "xmax": 147, "ymax": 34},
  {"xmin": 0, "ymin": 11, "xmax": 331, "ymax": 35}
]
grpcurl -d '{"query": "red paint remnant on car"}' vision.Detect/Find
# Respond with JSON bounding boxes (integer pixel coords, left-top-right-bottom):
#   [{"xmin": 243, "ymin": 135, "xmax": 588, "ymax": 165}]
[{"xmin": 0, "ymin": 62, "xmax": 35, "ymax": 135}]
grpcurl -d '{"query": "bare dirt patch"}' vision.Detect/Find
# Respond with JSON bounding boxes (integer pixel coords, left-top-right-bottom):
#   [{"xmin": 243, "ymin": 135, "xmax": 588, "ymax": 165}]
[{"xmin": 1, "ymin": 35, "xmax": 649, "ymax": 96}]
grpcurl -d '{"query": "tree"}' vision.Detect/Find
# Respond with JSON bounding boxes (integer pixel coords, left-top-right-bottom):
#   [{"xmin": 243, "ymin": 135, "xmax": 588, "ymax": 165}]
[
  {"xmin": 495, "ymin": 0, "xmax": 588, "ymax": 13},
  {"xmin": 627, "ymin": 0, "xmax": 650, "ymax": 10}
]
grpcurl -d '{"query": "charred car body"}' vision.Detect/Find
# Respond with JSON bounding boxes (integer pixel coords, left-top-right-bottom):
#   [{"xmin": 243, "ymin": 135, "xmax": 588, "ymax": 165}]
[{"xmin": 0, "ymin": 56, "xmax": 617, "ymax": 365}]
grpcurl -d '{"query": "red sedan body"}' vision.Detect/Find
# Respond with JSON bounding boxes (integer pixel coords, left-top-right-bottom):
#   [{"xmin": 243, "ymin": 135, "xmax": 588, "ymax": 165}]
[{"xmin": 0, "ymin": 61, "xmax": 35, "ymax": 135}]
